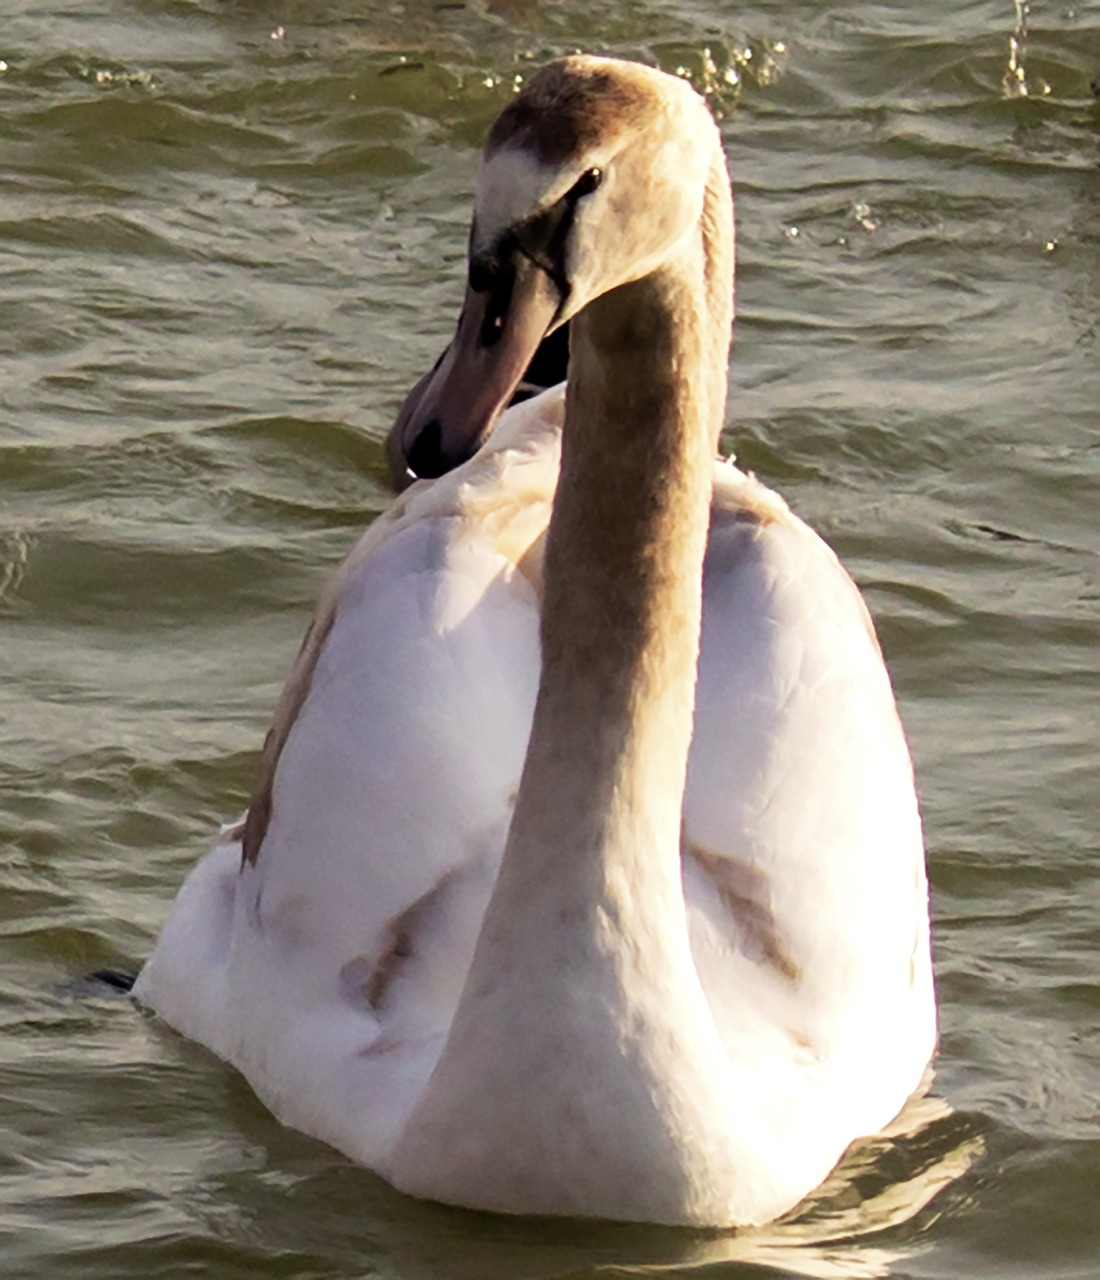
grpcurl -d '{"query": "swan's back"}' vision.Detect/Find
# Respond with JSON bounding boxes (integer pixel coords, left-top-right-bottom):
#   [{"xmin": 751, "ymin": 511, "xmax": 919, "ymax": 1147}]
[{"xmin": 137, "ymin": 390, "xmax": 933, "ymax": 1204}]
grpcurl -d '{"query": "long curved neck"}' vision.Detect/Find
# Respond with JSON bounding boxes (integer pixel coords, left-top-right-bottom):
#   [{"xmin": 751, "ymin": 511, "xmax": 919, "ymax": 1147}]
[
  {"xmin": 499, "ymin": 150, "xmax": 733, "ymax": 921},
  {"xmin": 390, "ymin": 147, "xmax": 740, "ymax": 1223}
]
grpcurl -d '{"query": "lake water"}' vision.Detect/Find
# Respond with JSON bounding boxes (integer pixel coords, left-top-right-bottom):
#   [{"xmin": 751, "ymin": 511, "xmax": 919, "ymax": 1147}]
[{"xmin": 2, "ymin": 1, "xmax": 1098, "ymax": 1277}]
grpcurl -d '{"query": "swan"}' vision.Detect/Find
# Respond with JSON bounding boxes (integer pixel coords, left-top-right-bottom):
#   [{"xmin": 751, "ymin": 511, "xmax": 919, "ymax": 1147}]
[{"xmin": 135, "ymin": 55, "xmax": 936, "ymax": 1229}]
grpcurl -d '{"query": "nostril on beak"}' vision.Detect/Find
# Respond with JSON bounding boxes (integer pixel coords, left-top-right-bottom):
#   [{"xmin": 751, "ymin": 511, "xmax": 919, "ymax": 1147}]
[{"xmin": 405, "ymin": 419, "xmax": 449, "ymax": 480}]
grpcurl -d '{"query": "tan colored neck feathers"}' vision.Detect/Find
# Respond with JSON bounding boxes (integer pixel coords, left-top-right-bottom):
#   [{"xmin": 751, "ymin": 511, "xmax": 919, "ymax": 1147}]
[{"xmin": 500, "ymin": 158, "xmax": 732, "ymax": 895}]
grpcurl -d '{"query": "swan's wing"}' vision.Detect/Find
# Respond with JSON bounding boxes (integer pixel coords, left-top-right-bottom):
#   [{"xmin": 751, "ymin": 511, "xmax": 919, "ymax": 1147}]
[
  {"xmin": 135, "ymin": 390, "xmax": 563, "ymax": 1166},
  {"xmin": 684, "ymin": 464, "xmax": 935, "ymax": 1141}
]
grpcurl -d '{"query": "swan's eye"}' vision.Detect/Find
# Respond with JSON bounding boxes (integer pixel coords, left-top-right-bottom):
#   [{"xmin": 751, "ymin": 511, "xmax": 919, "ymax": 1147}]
[
  {"xmin": 468, "ymin": 259, "xmax": 496, "ymax": 294},
  {"xmin": 569, "ymin": 167, "xmax": 603, "ymax": 200}
]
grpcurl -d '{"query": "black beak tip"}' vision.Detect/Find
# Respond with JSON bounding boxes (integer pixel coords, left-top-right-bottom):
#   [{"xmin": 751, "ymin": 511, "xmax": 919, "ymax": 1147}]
[
  {"xmin": 405, "ymin": 418, "xmax": 456, "ymax": 481},
  {"xmin": 405, "ymin": 418, "xmax": 444, "ymax": 480}
]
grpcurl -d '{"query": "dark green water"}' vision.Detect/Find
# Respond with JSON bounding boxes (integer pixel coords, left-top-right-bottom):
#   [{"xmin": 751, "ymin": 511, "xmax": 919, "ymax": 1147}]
[{"xmin": 2, "ymin": 1, "xmax": 1098, "ymax": 1276}]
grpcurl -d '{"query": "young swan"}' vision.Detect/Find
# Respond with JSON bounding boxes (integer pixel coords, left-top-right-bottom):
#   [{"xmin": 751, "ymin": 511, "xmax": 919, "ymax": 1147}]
[{"xmin": 136, "ymin": 57, "xmax": 936, "ymax": 1229}]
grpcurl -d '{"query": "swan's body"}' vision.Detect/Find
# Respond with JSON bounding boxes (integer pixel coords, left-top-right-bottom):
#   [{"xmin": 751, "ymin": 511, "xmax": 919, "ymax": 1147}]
[{"xmin": 136, "ymin": 57, "xmax": 935, "ymax": 1228}]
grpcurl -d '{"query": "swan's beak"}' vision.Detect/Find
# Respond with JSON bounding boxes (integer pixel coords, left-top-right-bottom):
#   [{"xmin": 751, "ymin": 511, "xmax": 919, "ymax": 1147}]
[{"xmin": 388, "ymin": 251, "xmax": 563, "ymax": 485}]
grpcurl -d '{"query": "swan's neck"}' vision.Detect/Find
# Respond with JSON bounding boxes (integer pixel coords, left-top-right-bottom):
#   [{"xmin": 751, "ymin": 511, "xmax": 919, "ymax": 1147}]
[
  {"xmin": 389, "ymin": 153, "xmax": 742, "ymax": 1225},
  {"xmin": 504, "ymin": 293, "xmax": 715, "ymax": 910},
  {"xmin": 499, "ymin": 153, "xmax": 732, "ymax": 922}
]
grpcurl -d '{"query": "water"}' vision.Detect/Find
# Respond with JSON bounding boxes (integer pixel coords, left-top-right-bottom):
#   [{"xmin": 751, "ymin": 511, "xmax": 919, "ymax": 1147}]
[{"xmin": 1, "ymin": 1, "xmax": 1097, "ymax": 1276}]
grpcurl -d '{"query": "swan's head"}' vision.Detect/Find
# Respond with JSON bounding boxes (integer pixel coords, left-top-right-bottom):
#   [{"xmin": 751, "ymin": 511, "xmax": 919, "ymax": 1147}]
[{"xmin": 389, "ymin": 56, "xmax": 723, "ymax": 482}]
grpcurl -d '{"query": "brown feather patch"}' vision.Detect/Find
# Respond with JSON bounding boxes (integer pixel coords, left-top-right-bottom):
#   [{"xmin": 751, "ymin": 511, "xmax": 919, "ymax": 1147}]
[
  {"xmin": 685, "ymin": 836, "xmax": 801, "ymax": 983},
  {"xmin": 241, "ymin": 604, "xmax": 339, "ymax": 866},
  {"xmin": 357, "ymin": 863, "xmax": 466, "ymax": 1013},
  {"xmin": 487, "ymin": 59, "xmax": 654, "ymax": 167}
]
